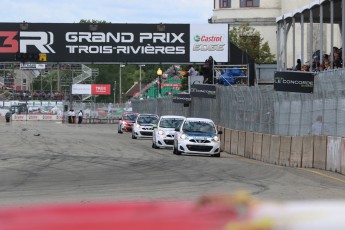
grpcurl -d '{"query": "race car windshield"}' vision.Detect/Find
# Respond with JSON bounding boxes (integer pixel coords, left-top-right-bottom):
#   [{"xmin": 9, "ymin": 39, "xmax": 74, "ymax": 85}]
[
  {"xmin": 123, "ymin": 114, "xmax": 137, "ymax": 121},
  {"xmin": 159, "ymin": 118, "xmax": 184, "ymax": 128},
  {"xmin": 137, "ymin": 116, "xmax": 159, "ymax": 125},
  {"xmin": 182, "ymin": 121, "xmax": 216, "ymax": 133}
]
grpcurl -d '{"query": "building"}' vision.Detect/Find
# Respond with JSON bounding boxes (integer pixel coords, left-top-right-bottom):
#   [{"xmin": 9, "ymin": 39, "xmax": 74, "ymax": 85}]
[{"xmin": 210, "ymin": 0, "xmax": 340, "ymax": 68}]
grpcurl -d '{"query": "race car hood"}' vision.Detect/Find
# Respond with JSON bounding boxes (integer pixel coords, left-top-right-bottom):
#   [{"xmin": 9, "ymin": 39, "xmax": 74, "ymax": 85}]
[
  {"xmin": 160, "ymin": 128, "xmax": 175, "ymax": 131},
  {"xmin": 184, "ymin": 132, "xmax": 216, "ymax": 138}
]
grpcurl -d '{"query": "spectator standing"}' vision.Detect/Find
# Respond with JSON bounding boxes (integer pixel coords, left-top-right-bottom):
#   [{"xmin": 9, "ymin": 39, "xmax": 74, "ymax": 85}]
[
  {"xmin": 294, "ymin": 59, "xmax": 301, "ymax": 71},
  {"xmin": 203, "ymin": 56, "xmax": 217, "ymax": 84},
  {"xmin": 311, "ymin": 115, "xmax": 323, "ymax": 135},
  {"xmin": 68, "ymin": 109, "xmax": 72, "ymax": 123},
  {"xmin": 188, "ymin": 65, "xmax": 197, "ymax": 77},
  {"xmin": 78, "ymin": 110, "xmax": 83, "ymax": 124},
  {"xmin": 71, "ymin": 110, "xmax": 76, "ymax": 124}
]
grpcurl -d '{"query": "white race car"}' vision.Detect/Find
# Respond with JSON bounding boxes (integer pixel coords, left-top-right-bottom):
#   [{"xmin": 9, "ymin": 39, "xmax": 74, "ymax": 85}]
[
  {"xmin": 173, "ymin": 117, "xmax": 222, "ymax": 157},
  {"xmin": 152, "ymin": 115, "xmax": 186, "ymax": 149},
  {"xmin": 132, "ymin": 114, "xmax": 159, "ymax": 139}
]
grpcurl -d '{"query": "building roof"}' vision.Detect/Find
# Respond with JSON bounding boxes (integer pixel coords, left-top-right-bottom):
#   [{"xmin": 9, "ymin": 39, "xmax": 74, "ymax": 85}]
[{"xmin": 277, "ymin": 0, "xmax": 342, "ymax": 24}]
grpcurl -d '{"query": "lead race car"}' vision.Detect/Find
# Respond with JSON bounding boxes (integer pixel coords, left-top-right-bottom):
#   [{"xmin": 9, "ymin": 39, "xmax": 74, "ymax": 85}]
[
  {"xmin": 132, "ymin": 113, "xmax": 159, "ymax": 139},
  {"xmin": 152, "ymin": 115, "xmax": 185, "ymax": 149},
  {"xmin": 118, "ymin": 112, "xmax": 139, "ymax": 134},
  {"xmin": 173, "ymin": 117, "xmax": 222, "ymax": 157}
]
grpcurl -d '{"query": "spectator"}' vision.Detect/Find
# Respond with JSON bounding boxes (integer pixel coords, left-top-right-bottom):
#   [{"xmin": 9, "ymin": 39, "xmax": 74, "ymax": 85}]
[
  {"xmin": 78, "ymin": 110, "xmax": 83, "ymax": 124},
  {"xmin": 294, "ymin": 59, "xmax": 301, "ymax": 71},
  {"xmin": 311, "ymin": 115, "xmax": 323, "ymax": 135},
  {"xmin": 71, "ymin": 110, "xmax": 76, "ymax": 124},
  {"xmin": 188, "ymin": 65, "xmax": 197, "ymax": 77},
  {"xmin": 68, "ymin": 109, "xmax": 72, "ymax": 123},
  {"xmin": 301, "ymin": 64, "xmax": 309, "ymax": 72},
  {"xmin": 203, "ymin": 56, "xmax": 217, "ymax": 84}
]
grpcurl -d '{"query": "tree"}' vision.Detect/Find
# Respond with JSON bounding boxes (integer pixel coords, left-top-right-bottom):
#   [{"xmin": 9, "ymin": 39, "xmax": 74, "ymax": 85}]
[{"xmin": 230, "ymin": 23, "xmax": 276, "ymax": 64}]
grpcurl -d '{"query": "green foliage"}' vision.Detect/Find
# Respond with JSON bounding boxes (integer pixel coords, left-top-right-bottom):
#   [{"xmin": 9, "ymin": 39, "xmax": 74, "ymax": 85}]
[{"xmin": 230, "ymin": 23, "xmax": 276, "ymax": 64}]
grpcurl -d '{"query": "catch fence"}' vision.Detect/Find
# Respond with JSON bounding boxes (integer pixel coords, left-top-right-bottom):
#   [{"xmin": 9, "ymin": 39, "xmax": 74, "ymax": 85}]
[{"xmin": 132, "ymin": 68, "xmax": 345, "ymax": 137}]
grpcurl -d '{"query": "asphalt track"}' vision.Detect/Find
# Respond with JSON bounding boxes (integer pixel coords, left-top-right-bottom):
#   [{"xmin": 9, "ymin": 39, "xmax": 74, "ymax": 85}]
[{"xmin": 1, "ymin": 121, "xmax": 345, "ymax": 207}]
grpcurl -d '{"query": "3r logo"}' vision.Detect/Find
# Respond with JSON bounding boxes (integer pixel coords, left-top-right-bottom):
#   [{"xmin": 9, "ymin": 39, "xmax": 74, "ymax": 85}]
[
  {"xmin": 0, "ymin": 31, "xmax": 55, "ymax": 53},
  {"xmin": 0, "ymin": 31, "xmax": 18, "ymax": 53}
]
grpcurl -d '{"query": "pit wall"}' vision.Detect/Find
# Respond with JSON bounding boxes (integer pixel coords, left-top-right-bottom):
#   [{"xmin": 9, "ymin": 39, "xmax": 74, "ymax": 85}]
[{"xmin": 218, "ymin": 126, "xmax": 345, "ymax": 174}]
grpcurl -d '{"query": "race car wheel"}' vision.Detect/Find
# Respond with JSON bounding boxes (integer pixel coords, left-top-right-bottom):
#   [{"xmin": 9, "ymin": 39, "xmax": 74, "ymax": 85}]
[
  {"xmin": 132, "ymin": 133, "xmax": 137, "ymax": 139},
  {"xmin": 173, "ymin": 142, "xmax": 181, "ymax": 155},
  {"xmin": 118, "ymin": 129, "xmax": 123, "ymax": 134}
]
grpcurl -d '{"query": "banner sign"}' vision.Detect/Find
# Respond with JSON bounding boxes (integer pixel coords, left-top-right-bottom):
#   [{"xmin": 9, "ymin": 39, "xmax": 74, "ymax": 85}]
[
  {"xmin": 20, "ymin": 63, "xmax": 46, "ymax": 69},
  {"xmin": 0, "ymin": 23, "xmax": 228, "ymax": 63},
  {"xmin": 72, "ymin": 84, "xmax": 111, "ymax": 95},
  {"xmin": 190, "ymin": 24, "xmax": 228, "ymax": 62},
  {"xmin": 172, "ymin": 93, "xmax": 191, "ymax": 103},
  {"xmin": 190, "ymin": 84, "xmax": 216, "ymax": 98},
  {"xmin": 274, "ymin": 71, "xmax": 314, "ymax": 93}
]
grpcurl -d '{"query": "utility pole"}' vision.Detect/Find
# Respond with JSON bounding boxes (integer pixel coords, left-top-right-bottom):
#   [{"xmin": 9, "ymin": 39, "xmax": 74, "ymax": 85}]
[{"xmin": 113, "ymin": 80, "xmax": 117, "ymax": 106}]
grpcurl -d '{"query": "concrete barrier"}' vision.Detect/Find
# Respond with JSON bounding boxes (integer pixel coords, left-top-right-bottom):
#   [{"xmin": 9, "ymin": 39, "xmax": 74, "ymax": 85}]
[
  {"xmin": 261, "ymin": 134, "xmax": 271, "ymax": 163},
  {"xmin": 245, "ymin": 132, "xmax": 254, "ymax": 159},
  {"xmin": 269, "ymin": 135, "xmax": 281, "ymax": 165},
  {"xmin": 290, "ymin": 136, "xmax": 303, "ymax": 167},
  {"xmin": 219, "ymin": 126, "xmax": 225, "ymax": 152},
  {"xmin": 230, "ymin": 130, "xmax": 239, "ymax": 155},
  {"xmin": 302, "ymin": 136, "xmax": 314, "ymax": 168},
  {"xmin": 238, "ymin": 131, "xmax": 246, "ymax": 157},
  {"xmin": 313, "ymin": 136, "xmax": 327, "ymax": 170},
  {"xmin": 327, "ymin": 136, "xmax": 341, "ymax": 173},
  {"xmin": 253, "ymin": 133, "xmax": 263, "ymax": 161},
  {"xmin": 279, "ymin": 136, "xmax": 291, "ymax": 166},
  {"xmin": 224, "ymin": 128, "xmax": 231, "ymax": 154},
  {"xmin": 340, "ymin": 138, "xmax": 345, "ymax": 175}
]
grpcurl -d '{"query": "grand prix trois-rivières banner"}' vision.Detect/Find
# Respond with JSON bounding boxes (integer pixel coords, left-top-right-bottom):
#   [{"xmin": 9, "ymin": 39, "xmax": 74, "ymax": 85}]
[{"xmin": 0, "ymin": 23, "xmax": 228, "ymax": 63}]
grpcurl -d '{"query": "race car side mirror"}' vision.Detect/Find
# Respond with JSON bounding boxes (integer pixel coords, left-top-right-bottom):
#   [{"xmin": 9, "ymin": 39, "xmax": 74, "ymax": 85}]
[{"xmin": 175, "ymin": 128, "xmax": 180, "ymax": 132}]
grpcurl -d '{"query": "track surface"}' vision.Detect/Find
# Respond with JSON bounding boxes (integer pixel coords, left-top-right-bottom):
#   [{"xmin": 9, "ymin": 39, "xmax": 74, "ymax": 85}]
[{"xmin": 1, "ymin": 121, "xmax": 345, "ymax": 206}]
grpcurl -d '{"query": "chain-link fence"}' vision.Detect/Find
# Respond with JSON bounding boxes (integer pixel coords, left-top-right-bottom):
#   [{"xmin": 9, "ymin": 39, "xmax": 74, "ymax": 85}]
[{"xmin": 132, "ymin": 69, "xmax": 345, "ymax": 137}]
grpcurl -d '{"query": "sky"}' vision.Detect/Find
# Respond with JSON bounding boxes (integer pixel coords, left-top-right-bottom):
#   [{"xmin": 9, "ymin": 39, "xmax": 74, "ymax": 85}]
[{"xmin": 4, "ymin": 0, "xmax": 213, "ymax": 24}]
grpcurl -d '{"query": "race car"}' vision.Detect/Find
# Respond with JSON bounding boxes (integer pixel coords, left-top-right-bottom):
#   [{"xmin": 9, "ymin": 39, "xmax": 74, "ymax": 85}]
[
  {"xmin": 118, "ymin": 112, "xmax": 139, "ymax": 134},
  {"xmin": 173, "ymin": 117, "xmax": 222, "ymax": 157},
  {"xmin": 152, "ymin": 115, "xmax": 186, "ymax": 149},
  {"xmin": 132, "ymin": 113, "xmax": 159, "ymax": 139}
]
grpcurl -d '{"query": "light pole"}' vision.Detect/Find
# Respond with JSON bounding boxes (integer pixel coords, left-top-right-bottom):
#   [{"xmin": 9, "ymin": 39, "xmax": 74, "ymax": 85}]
[
  {"xmin": 156, "ymin": 68, "xmax": 162, "ymax": 97},
  {"xmin": 113, "ymin": 80, "xmax": 116, "ymax": 106},
  {"xmin": 139, "ymin": 64, "xmax": 145, "ymax": 97},
  {"xmin": 119, "ymin": 64, "xmax": 125, "ymax": 103}
]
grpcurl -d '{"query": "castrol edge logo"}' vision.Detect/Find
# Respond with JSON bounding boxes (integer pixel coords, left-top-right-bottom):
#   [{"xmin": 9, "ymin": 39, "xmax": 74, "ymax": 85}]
[{"xmin": 193, "ymin": 34, "xmax": 225, "ymax": 51}]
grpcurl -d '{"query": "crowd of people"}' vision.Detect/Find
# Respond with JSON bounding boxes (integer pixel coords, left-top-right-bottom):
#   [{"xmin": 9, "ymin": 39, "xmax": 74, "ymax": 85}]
[
  {"xmin": 294, "ymin": 47, "xmax": 343, "ymax": 72},
  {"xmin": 187, "ymin": 56, "xmax": 217, "ymax": 84}
]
